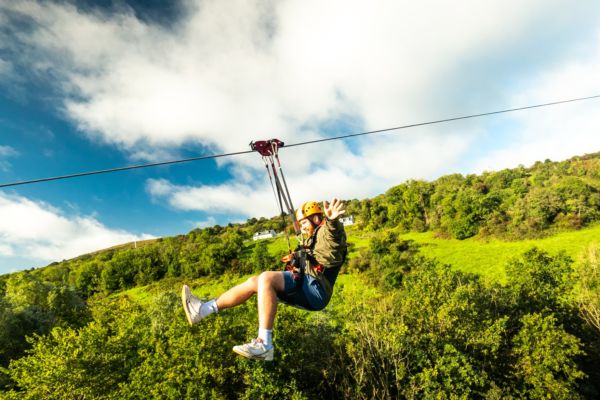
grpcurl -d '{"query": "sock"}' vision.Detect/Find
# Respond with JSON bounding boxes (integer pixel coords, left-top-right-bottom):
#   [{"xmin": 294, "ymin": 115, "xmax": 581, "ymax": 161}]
[
  {"xmin": 200, "ymin": 299, "xmax": 218, "ymax": 318},
  {"xmin": 258, "ymin": 328, "xmax": 273, "ymax": 347}
]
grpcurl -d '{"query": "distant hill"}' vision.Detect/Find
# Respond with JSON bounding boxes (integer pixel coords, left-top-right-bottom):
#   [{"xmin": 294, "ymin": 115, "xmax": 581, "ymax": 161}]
[{"xmin": 348, "ymin": 151, "xmax": 600, "ymax": 239}]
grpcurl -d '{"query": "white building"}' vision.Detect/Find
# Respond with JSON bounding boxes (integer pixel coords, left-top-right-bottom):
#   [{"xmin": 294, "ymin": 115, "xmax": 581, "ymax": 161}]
[
  {"xmin": 340, "ymin": 215, "xmax": 355, "ymax": 226},
  {"xmin": 252, "ymin": 230, "xmax": 277, "ymax": 241}
]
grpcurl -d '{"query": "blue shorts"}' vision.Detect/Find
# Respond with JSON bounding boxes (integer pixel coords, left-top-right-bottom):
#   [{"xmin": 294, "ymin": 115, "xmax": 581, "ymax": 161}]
[{"xmin": 277, "ymin": 271, "xmax": 328, "ymax": 311}]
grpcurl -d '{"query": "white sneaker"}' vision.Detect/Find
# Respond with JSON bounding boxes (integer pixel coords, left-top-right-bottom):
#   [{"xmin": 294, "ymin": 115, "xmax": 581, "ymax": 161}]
[
  {"xmin": 232, "ymin": 339, "xmax": 274, "ymax": 361},
  {"xmin": 181, "ymin": 285, "xmax": 204, "ymax": 326}
]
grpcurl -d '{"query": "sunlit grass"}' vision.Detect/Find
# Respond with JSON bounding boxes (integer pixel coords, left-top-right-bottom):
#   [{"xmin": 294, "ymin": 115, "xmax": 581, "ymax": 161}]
[{"xmin": 399, "ymin": 224, "xmax": 600, "ymax": 283}]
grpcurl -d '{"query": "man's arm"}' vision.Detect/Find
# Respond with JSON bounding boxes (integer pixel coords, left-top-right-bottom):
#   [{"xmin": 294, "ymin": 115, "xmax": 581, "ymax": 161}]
[
  {"xmin": 320, "ymin": 198, "xmax": 347, "ymax": 241},
  {"xmin": 323, "ymin": 197, "xmax": 346, "ymax": 220}
]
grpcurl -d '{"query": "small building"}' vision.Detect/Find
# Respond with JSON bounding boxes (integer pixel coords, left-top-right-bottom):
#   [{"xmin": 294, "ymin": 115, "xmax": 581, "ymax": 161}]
[
  {"xmin": 252, "ymin": 229, "xmax": 277, "ymax": 241},
  {"xmin": 340, "ymin": 215, "xmax": 355, "ymax": 226}
]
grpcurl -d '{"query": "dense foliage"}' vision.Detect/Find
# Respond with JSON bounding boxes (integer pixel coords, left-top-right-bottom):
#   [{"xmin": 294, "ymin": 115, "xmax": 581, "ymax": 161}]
[
  {"xmin": 350, "ymin": 152, "xmax": 600, "ymax": 239},
  {"xmin": 1, "ymin": 247, "xmax": 598, "ymax": 399},
  {"xmin": 1, "ymin": 152, "xmax": 599, "ymax": 398}
]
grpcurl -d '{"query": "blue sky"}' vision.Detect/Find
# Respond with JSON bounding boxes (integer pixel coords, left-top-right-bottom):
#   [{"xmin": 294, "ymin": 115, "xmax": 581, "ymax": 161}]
[{"xmin": 1, "ymin": 0, "xmax": 600, "ymax": 274}]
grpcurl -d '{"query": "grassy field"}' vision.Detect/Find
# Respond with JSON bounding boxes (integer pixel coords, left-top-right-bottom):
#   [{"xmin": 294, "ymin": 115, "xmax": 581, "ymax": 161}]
[
  {"xmin": 330, "ymin": 223, "xmax": 600, "ymax": 283},
  {"xmin": 398, "ymin": 224, "xmax": 600, "ymax": 283}
]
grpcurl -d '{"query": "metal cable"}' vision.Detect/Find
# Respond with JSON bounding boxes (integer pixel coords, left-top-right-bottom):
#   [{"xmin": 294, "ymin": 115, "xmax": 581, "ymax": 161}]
[{"xmin": 1, "ymin": 94, "xmax": 599, "ymax": 189}]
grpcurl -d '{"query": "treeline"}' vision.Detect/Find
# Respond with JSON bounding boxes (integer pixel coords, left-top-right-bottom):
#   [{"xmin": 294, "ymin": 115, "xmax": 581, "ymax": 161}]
[
  {"xmin": 1, "ymin": 242, "xmax": 599, "ymax": 398},
  {"xmin": 27, "ymin": 225, "xmax": 282, "ymax": 299},
  {"xmin": 348, "ymin": 152, "xmax": 600, "ymax": 239}
]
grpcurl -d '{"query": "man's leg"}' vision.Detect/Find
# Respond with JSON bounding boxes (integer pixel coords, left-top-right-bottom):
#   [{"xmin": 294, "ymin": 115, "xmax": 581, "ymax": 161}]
[
  {"xmin": 232, "ymin": 271, "xmax": 285, "ymax": 361},
  {"xmin": 256, "ymin": 271, "xmax": 285, "ymax": 330},
  {"xmin": 216, "ymin": 275, "xmax": 259, "ymax": 310},
  {"xmin": 182, "ymin": 275, "xmax": 259, "ymax": 325}
]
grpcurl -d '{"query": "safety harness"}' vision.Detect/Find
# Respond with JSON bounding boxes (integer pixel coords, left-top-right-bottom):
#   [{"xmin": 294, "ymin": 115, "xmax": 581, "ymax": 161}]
[{"xmin": 281, "ymin": 221, "xmax": 325, "ymax": 280}]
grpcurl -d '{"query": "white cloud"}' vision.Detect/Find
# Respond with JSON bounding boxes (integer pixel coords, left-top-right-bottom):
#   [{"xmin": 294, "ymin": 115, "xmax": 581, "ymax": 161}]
[
  {"xmin": 146, "ymin": 128, "xmax": 475, "ymax": 218},
  {"xmin": 193, "ymin": 217, "xmax": 217, "ymax": 229},
  {"xmin": 147, "ymin": 178, "xmax": 278, "ymax": 216},
  {"xmin": 5, "ymin": 1, "xmax": 597, "ymax": 152},
  {"xmin": 3, "ymin": 0, "xmax": 600, "ymax": 219},
  {"xmin": 0, "ymin": 145, "xmax": 18, "ymax": 171},
  {"xmin": 0, "ymin": 243, "xmax": 15, "ymax": 257},
  {"xmin": 0, "ymin": 58, "xmax": 11, "ymax": 78},
  {"xmin": 0, "ymin": 145, "xmax": 18, "ymax": 157},
  {"xmin": 0, "ymin": 192, "xmax": 153, "ymax": 264}
]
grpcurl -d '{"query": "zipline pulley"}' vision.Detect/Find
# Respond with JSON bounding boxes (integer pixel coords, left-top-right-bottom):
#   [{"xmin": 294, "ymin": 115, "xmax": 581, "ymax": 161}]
[{"xmin": 250, "ymin": 138, "xmax": 302, "ymax": 253}]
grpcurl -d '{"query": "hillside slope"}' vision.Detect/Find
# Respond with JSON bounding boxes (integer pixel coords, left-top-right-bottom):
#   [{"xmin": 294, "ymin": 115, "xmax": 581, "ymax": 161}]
[{"xmin": 1, "ymin": 152, "xmax": 600, "ymax": 398}]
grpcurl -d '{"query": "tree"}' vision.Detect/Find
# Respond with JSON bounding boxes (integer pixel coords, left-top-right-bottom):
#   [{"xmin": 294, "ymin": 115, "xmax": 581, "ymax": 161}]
[
  {"xmin": 99, "ymin": 250, "xmax": 137, "ymax": 292},
  {"xmin": 74, "ymin": 261, "xmax": 101, "ymax": 297},
  {"xmin": 5, "ymin": 298, "xmax": 148, "ymax": 400},
  {"xmin": 199, "ymin": 230, "xmax": 244, "ymax": 275},
  {"xmin": 251, "ymin": 241, "xmax": 276, "ymax": 272},
  {"xmin": 134, "ymin": 246, "xmax": 166, "ymax": 285},
  {"xmin": 385, "ymin": 180, "xmax": 433, "ymax": 231},
  {"xmin": 0, "ymin": 297, "xmax": 23, "ymax": 366},
  {"xmin": 505, "ymin": 248, "xmax": 573, "ymax": 320},
  {"xmin": 46, "ymin": 286, "xmax": 88, "ymax": 328},
  {"xmin": 511, "ymin": 313, "xmax": 585, "ymax": 399},
  {"xmin": 4, "ymin": 273, "xmax": 49, "ymax": 309},
  {"xmin": 445, "ymin": 188, "xmax": 485, "ymax": 239},
  {"xmin": 367, "ymin": 197, "xmax": 388, "ymax": 230},
  {"xmin": 573, "ymin": 245, "xmax": 600, "ymax": 333},
  {"xmin": 0, "ymin": 272, "xmax": 88, "ymax": 390}
]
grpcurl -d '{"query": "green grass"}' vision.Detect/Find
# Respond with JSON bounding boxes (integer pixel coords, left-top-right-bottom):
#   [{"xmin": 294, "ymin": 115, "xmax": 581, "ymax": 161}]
[
  {"xmin": 114, "ymin": 285, "xmax": 156, "ymax": 305},
  {"xmin": 266, "ymin": 235, "xmax": 292, "ymax": 256},
  {"xmin": 345, "ymin": 225, "xmax": 371, "ymax": 258},
  {"xmin": 398, "ymin": 224, "xmax": 600, "ymax": 283},
  {"xmin": 117, "ymin": 274, "xmax": 254, "ymax": 305}
]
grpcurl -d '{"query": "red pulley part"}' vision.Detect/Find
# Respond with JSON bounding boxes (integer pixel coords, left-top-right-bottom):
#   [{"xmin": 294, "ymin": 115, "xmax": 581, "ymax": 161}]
[{"xmin": 250, "ymin": 139, "xmax": 284, "ymax": 156}]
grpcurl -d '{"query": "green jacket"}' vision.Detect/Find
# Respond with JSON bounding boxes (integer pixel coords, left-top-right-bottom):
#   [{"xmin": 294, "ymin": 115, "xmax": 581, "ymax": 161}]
[{"xmin": 304, "ymin": 217, "xmax": 347, "ymax": 302}]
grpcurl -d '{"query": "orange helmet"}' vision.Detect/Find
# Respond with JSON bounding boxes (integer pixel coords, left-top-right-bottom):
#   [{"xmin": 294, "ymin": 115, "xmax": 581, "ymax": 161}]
[{"xmin": 295, "ymin": 201, "xmax": 323, "ymax": 221}]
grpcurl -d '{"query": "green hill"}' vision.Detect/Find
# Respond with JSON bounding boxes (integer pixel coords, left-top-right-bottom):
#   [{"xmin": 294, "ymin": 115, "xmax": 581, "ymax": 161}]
[{"xmin": 1, "ymin": 151, "xmax": 600, "ymax": 398}]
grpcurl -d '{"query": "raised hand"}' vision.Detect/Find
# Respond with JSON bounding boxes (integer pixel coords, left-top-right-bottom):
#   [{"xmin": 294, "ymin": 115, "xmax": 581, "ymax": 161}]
[{"xmin": 323, "ymin": 197, "xmax": 346, "ymax": 220}]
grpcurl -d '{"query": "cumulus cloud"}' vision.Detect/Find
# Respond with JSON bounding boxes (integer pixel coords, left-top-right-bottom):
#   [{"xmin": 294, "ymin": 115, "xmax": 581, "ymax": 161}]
[
  {"xmin": 0, "ymin": 58, "xmax": 11, "ymax": 78},
  {"xmin": 0, "ymin": 144, "xmax": 19, "ymax": 171},
  {"xmin": 0, "ymin": 145, "xmax": 18, "ymax": 157},
  {"xmin": 146, "ymin": 127, "xmax": 475, "ymax": 218},
  {"xmin": 5, "ymin": 1, "xmax": 597, "ymax": 148},
  {"xmin": 0, "ymin": 192, "xmax": 153, "ymax": 264},
  {"xmin": 0, "ymin": 244, "xmax": 15, "ymax": 257},
  {"xmin": 2, "ymin": 0, "xmax": 600, "ymax": 219},
  {"xmin": 147, "ymin": 178, "xmax": 277, "ymax": 216},
  {"xmin": 193, "ymin": 216, "xmax": 218, "ymax": 229}
]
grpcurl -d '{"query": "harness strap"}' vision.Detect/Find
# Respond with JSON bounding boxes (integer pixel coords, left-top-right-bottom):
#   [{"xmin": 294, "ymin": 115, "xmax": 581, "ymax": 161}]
[{"xmin": 280, "ymin": 221, "xmax": 323, "ymax": 296}]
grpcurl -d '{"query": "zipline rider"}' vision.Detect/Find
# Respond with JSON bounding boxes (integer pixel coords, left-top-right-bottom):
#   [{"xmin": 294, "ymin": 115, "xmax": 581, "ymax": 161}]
[{"xmin": 181, "ymin": 198, "xmax": 348, "ymax": 361}]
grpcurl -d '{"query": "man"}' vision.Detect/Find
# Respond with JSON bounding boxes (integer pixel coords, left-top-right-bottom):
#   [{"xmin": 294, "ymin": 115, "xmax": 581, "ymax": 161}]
[{"xmin": 181, "ymin": 197, "xmax": 347, "ymax": 361}]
